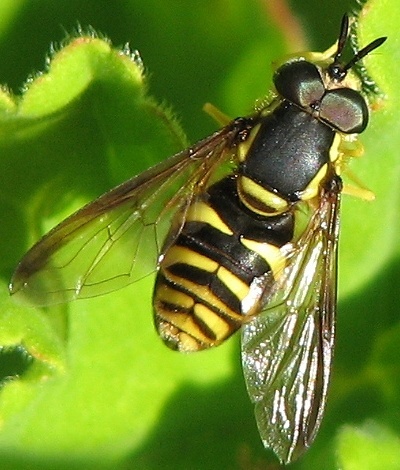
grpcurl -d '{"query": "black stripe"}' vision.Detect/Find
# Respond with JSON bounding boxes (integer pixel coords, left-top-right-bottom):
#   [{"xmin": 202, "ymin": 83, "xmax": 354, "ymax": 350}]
[
  {"xmin": 167, "ymin": 263, "xmax": 242, "ymax": 314},
  {"xmin": 191, "ymin": 310, "xmax": 219, "ymax": 341},
  {"xmin": 177, "ymin": 224, "xmax": 270, "ymax": 283},
  {"xmin": 155, "ymin": 272, "xmax": 242, "ymax": 325},
  {"xmin": 156, "ymin": 300, "xmax": 218, "ymax": 342},
  {"xmin": 154, "ymin": 273, "xmax": 241, "ymax": 339}
]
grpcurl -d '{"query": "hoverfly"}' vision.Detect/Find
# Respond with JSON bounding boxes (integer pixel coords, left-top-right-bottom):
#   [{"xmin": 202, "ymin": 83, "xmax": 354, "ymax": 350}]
[{"xmin": 10, "ymin": 15, "xmax": 386, "ymax": 464}]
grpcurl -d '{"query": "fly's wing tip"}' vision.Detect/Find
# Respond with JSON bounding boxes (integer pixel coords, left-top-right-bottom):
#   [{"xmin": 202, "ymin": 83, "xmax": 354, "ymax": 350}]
[
  {"xmin": 8, "ymin": 268, "xmax": 70, "ymax": 307},
  {"xmin": 8, "ymin": 272, "xmax": 25, "ymax": 300},
  {"xmin": 254, "ymin": 397, "xmax": 314, "ymax": 465}
]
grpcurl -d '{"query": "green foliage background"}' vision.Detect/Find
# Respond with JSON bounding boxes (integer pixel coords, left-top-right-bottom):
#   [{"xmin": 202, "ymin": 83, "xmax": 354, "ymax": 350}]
[{"xmin": 0, "ymin": 0, "xmax": 399, "ymax": 469}]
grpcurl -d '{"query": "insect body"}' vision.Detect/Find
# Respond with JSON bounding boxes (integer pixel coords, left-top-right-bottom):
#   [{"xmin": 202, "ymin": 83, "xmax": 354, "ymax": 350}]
[{"xmin": 10, "ymin": 15, "xmax": 385, "ymax": 464}]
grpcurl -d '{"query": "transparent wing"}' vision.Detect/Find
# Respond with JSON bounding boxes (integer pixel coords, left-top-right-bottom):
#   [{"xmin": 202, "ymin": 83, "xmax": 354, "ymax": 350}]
[
  {"xmin": 10, "ymin": 124, "xmax": 241, "ymax": 306},
  {"xmin": 241, "ymin": 183, "xmax": 341, "ymax": 464}
]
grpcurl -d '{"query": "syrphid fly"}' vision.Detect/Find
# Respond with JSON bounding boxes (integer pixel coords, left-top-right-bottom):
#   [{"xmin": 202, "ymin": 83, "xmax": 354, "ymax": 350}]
[{"xmin": 10, "ymin": 14, "xmax": 386, "ymax": 464}]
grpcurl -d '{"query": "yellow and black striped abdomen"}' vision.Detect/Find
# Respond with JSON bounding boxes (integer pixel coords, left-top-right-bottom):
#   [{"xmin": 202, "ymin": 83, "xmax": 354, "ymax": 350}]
[{"xmin": 153, "ymin": 176, "xmax": 294, "ymax": 352}]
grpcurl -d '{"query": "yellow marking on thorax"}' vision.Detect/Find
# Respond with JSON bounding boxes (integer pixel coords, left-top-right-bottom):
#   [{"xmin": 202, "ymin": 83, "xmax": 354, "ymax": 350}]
[
  {"xmin": 217, "ymin": 266, "xmax": 250, "ymax": 301},
  {"xmin": 186, "ymin": 201, "xmax": 233, "ymax": 235},
  {"xmin": 238, "ymin": 176, "xmax": 289, "ymax": 215},
  {"xmin": 329, "ymin": 133, "xmax": 342, "ymax": 164},
  {"xmin": 241, "ymin": 238, "xmax": 286, "ymax": 280},
  {"xmin": 237, "ymin": 124, "xmax": 261, "ymax": 162},
  {"xmin": 296, "ymin": 164, "xmax": 328, "ymax": 201}
]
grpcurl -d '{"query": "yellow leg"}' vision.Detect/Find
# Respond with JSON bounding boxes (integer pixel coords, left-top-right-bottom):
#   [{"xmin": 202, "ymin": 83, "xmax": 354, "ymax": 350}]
[
  {"xmin": 272, "ymin": 42, "xmax": 339, "ymax": 71},
  {"xmin": 203, "ymin": 102, "xmax": 232, "ymax": 126},
  {"xmin": 334, "ymin": 137, "xmax": 373, "ymax": 201},
  {"xmin": 342, "ymin": 183, "xmax": 375, "ymax": 201}
]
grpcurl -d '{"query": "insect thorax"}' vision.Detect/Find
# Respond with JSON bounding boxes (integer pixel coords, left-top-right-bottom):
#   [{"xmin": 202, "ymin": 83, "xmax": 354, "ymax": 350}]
[{"xmin": 238, "ymin": 101, "xmax": 335, "ymax": 213}]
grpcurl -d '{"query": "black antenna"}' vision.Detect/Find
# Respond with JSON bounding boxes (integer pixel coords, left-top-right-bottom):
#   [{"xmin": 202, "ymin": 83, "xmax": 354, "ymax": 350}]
[
  {"xmin": 334, "ymin": 14, "xmax": 350, "ymax": 64},
  {"xmin": 329, "ymin": 14, "xmax": 387, "ymax": 82},
  {"xmin": 342, "ymin": 36, "xmax": 387, "ymax": 73}
]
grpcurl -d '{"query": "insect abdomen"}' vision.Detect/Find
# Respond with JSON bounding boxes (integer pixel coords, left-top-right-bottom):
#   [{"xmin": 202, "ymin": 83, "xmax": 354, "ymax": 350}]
[{"xmin": 153, "ymin": 176, "xmax": 294, "ymax": 352}]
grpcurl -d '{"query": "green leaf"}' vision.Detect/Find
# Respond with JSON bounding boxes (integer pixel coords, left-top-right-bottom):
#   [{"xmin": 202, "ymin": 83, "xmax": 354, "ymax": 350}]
[
  {"xmin": 339, "ymin": 0, "xmax": 400, "ymax": 297},
  {"xmin": 337, "ymin": 423, "xmax": 400, "ymax": 470}
]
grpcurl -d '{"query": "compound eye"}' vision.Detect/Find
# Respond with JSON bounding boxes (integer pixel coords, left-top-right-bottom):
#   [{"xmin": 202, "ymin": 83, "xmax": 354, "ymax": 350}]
[
  {"xmin": 274, "ymin": 61, "xmax": 325, "ymax": 108},
  {"xmin": 320, "ymin": 88, "xmax": 369, "ymax": 133}
]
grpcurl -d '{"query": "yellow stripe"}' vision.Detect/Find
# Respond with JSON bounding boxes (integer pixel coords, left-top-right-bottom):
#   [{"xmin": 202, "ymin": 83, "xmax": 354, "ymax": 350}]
[
  {"xmin": 296, "ymin": 164, "xmax": 328, "ymax": 201},
  {"xmin": 157, "ymin": 319, "xmax": 218, "ymax": 352},
  {"xmin": 162, "ymin": 270, "xmax": 244, "ymax": 321},
  {"xmin": 217, "ymin": 266, "xmax": 250, "ymax": 301},
  {"xmin": 162, "ymin": 246, "xmax": 218, "ymax": 272},
  {"xmin": 329, "ymin": 133, "xmax": 341, "ymax": 163},
  {"xmin": 155, "ymin": 283, "xmax": 194, "ymax": 309},
  {"xmin": 238, "ymin": 176, "xmax": 288, "ymax": 214},
  {"xmin": 194, "ymin": 303, "xmax": 231, "ymax": 340},
  {"xmin": 241, "ymin": 238, "xmax": 286, "ymax": 280},
  {"xmin": 186, "ymin": 201, "xmax": 233, "ymax": 235},
  {"xmin": 237, "ymin": 123, "xmax": 261, "ymax": 162},
  {"xmin": 178, "ymin": 332, "xmax": 208, "ymax": 351},
  {"xmin": 157, "ymin": 310, "xmax": 212, "ymax": 344}
]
